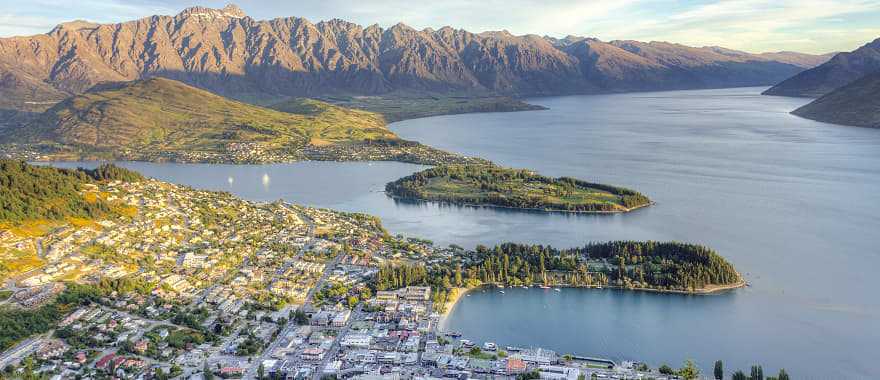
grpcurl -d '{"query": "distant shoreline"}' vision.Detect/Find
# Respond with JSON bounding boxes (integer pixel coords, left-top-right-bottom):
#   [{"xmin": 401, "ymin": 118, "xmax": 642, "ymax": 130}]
[{"xmin": 387, "ymin": 193, "xmax": 654, "ymax": 215}]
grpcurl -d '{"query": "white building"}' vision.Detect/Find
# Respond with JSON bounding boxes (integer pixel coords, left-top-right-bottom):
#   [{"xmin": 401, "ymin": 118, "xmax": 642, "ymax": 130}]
[{"xmin": 340, "ymin": 334, "xmax": 372, "ymax": 349}]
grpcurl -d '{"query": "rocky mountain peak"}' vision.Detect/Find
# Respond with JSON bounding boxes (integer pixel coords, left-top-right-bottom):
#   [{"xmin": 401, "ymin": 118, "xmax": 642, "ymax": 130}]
[
  {"xmin": 50, "ymin": 20, "xmax": 101, "ymax": 34},
  {"xmin": 177, "ymin": 4, "xmax": 246, "ymax": 19}
]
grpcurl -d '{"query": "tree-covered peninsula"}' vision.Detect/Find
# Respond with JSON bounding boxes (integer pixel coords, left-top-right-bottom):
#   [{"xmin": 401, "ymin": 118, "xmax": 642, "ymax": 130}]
[
  {"xmin": 375, "ymin": 241, "xmax": 744, "ymax": 301},
  {"xmin": 385, "ymin": 164, "xmax": 651, "ymax": 213}
]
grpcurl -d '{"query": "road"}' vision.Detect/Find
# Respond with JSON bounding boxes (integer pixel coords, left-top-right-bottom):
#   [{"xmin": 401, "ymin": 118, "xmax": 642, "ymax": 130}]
[
  {"xmin": 0, "ymin": 336, "xmax": 47, "ymax": 369},
  {"xmin": 311, "ymin": 304, "xmax": 361, "ymax": 380},
  {"xmin": 244, "ymin": 211, "xmax": 319, "ymax": 380}
]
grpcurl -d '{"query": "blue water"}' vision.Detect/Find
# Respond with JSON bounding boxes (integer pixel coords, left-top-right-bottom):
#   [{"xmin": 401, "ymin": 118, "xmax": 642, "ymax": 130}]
[{"xmin": 49, "ymin": 87, "xmax": 880, "ymax": 378}]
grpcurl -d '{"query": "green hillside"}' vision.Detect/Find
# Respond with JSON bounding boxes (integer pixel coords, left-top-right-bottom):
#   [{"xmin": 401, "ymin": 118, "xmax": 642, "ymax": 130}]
[
  {"xmin": 276, "ymin": 94, "xmax": 547, "ymax": 122},
  {"xmin": 0, "ymin": 160, "xmax": 141, "ymax": 224},
  {"xmin": 4, "ymin": 78, "xmax": 396, "ymax": 162}
]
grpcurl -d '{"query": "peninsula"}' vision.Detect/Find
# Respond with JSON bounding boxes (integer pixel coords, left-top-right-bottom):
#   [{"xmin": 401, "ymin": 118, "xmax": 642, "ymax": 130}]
[{"xmin": 385, "ymin": 164, "xmax": 652, "ymax": 213}]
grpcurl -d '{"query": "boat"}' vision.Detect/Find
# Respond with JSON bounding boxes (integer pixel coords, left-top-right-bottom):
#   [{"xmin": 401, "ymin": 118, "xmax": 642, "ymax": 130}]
[
  {"xmin": 506, "ymin": 346, "xmax": 524, "ymax": 352},
  {"xmin": 499, "ymin": 290, "xmax": 505, "ymax": 294},
  {"xmin": 445, "ymin": 331, "xmax": 462, "ymax": 338},
  {"xmin": 539, "ymin": 285, "xmax": 551, "ymax": 289},
  {"xmin": 554, "ymin": 288, "xmax": 561, "ymax": 292},
  {"xmin": 483, "ymin": 342, "xmax": 497, "ymax": 351}
]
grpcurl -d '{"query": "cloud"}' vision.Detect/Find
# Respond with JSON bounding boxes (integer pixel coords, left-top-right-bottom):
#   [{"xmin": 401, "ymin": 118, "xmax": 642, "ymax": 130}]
[{"xmin": 611, "ymin": 0, "xmax": 880, "ymax": 53}]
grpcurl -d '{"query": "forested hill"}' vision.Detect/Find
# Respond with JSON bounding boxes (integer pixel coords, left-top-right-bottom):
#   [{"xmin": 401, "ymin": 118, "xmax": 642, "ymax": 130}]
[{"xmin": 0, "ymin": 160, "xmax": 142, "ymax": 223}]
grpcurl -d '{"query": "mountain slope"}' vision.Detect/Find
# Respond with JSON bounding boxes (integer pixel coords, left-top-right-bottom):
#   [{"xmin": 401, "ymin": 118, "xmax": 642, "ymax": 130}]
[
  {"xmin": 763, "ymin": 38, "xmax": 880, "ymax": 97},
  {"xmin": 2, "ymin": 77, "xmax": 394, "ymax": 160},
  {"xmin": 0, "ymin": 77, "xmax": 486, "ymax": 165},
  {"xmin": 0, "ymin": 4, "xmax": 829, "ymax": 111},
  {"xmin": 791, "ymin": 72, "xmax": 880, "ymax": 127}
]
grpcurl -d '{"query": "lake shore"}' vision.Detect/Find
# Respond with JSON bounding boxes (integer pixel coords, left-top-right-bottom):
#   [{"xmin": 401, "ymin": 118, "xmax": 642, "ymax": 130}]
[{"xmin": 439, "ymin": 286, "xmax": 476, "ymax": 325}]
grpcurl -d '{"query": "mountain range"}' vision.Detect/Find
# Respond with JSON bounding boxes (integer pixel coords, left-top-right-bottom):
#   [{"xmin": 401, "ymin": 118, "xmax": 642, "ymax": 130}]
[
  {"xmin": 0, "ymin": 4, "xmax": 831, "ymax": 118},
  {"xmin": 763, "ymin": 37, "xmax": 880, "ymax": 98}
]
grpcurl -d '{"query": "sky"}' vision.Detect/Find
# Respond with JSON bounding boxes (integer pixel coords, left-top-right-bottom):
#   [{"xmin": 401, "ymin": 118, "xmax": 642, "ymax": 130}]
[{"xmin": 0, "ymin": 0, "xmax": 878, "ymax": 54}]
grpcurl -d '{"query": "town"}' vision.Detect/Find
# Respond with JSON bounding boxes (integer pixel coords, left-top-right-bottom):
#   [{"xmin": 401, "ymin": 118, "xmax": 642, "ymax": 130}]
[{"xmin": 1, "ymin": 178, "xmax": 676, "ymax": 380}]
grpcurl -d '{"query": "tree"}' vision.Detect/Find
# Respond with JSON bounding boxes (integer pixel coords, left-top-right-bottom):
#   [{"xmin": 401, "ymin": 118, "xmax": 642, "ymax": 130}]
[
  {"xmin": 750, "ymin": 365, "xmax": 764, "ymax": 380},
  {"xmin": 292, "ymin": 309, "xmax": 309, "ymax": 325},
  {"xmin": 679, "ymin": 359, "xmax": 700, "ymax": 380},
  {"xmin": 203, "ymin": 362, "xmax": 214, "ymax": 380},
  {"xmin": 777, "ymin": 369, "xmax": 789, "ymax": 380},
  {"xmin": 714, "ymin": 360, "xmax": 724, "ymax": 380},
  {"xmin": 732, "ymin": 371, "xmax": 747, "ymax": 380},
  {"xmin": 659, "ymin": 364, "xmax": 675, "ymax": 375},
  {"xmin": 257, "ymin": 362, "xmax": 265, "ymax": 380}
]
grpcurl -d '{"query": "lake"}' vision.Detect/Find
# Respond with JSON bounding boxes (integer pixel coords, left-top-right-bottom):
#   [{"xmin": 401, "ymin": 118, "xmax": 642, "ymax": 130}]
[{"xmin": 49, "ymin": 87, "xmax": 880, "ymax": 378}]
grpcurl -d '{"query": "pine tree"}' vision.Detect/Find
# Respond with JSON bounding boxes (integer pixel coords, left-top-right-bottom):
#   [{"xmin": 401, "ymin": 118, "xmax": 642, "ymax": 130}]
[
  {"xmin": 714, "ymin": 360, "xmax": 723, "ymax": 380},
  {"xmin": 777, "ymin": 369, "xmax": 789, "ymax": 380},
  {"xmin": 750, "ymin": 365, "xmax": 763, "ymax": 380}
]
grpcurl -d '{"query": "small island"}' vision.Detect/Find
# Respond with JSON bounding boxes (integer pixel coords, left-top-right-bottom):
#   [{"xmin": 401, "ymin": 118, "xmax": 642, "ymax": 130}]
[{"xmin": 385, "ymin": 164, "xmax": 652, "ymax": 213}]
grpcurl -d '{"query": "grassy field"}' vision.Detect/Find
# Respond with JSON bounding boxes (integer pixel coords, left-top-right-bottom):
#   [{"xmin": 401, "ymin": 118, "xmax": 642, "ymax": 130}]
[
  {"xmin": 292, "ymin": 93, "xmax": 546, "ymax": 122},
  {"xmin": 386, "ymin": 165, "xmax": 651, "ymax": 213},
  {"xmin": 0, "ymin": 247, "xmax": 44, "ymax": 282}
]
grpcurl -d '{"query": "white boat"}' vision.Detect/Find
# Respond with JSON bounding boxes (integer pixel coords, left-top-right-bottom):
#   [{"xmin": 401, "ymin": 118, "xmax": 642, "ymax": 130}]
[
  {"xmin": 554, "ymin": 288, "xmax": 561, "ymax": 292},
  {"xmin": 483, "ymin": 342, "xmax": 497, "ymax": 351}
]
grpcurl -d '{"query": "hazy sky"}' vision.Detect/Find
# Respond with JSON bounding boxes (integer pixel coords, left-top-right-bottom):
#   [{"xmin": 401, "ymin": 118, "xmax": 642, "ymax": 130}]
[{"xmin": 1, "ymin": 0, "xmax": 878, "ymax": 54}]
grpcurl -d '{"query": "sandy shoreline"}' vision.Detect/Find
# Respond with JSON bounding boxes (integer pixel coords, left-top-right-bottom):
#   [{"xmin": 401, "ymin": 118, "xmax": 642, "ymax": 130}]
[{"xmin": 438, "ymin": 286, "xmax": 476, "ymax": 327}]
